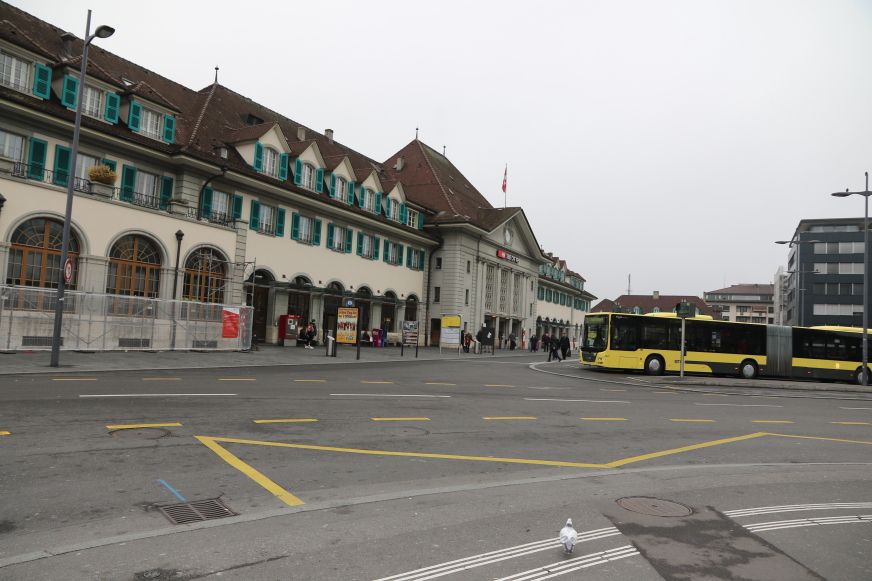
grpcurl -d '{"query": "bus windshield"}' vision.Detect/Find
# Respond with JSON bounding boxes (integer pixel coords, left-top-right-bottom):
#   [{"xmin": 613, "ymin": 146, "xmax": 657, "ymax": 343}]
[{"xmin": 583, "ymin": 315, "xmax": 609, "ymax": 351}]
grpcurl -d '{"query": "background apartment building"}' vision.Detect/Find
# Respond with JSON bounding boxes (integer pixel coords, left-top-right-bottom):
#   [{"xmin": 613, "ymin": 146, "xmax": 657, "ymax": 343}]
[{"xmin": 704, "ymin": 284, "xmax": 774, "ymax": 324}]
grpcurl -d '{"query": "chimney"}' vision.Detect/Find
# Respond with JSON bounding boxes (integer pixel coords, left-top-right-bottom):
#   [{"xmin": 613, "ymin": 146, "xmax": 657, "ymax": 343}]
[
  {"xmin": 394, "ymin": 156, "xmax": 405, "ymax": 172},
  {"xmin": 325, "ymin": 129, "xmax": 333, "ymax": 144},
  {"xmin": 60, "ymin": 32, "xmax": 76, "ymax": 61},
  {"xmin": 653, "ymin": 291, "xmax": 660, "ymax": 299},
  {"xmin": 296, "ymin": 127, "xmax": 306, "ymax": 141}
]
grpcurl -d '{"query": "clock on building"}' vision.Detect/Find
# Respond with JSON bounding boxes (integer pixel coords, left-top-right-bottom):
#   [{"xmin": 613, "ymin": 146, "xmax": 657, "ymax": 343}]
[{"xmin": 504, "ymin": 227, "xmax": 513, "ymax": 245}]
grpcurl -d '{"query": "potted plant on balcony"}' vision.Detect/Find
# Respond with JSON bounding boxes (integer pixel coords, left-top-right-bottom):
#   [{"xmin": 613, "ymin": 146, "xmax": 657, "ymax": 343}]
[{"xmin": 88, "ymin": 164, "xmax": 116, "ymax": 198}]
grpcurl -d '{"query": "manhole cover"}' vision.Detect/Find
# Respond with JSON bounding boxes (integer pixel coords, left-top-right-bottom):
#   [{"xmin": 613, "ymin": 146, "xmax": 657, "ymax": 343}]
[
  {"xmin": 616, "ymin": 496, "xmax": 693, "ymax": 517},
  {"xmin": 157, "ymin": 498, "xmax": 236, "ymax": 525}
]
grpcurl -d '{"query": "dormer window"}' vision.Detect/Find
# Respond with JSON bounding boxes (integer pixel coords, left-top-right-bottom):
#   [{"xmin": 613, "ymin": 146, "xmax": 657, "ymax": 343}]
[
  {"xmin": 0, "ymin": 49, "xmax": 30, "ymax": 93},
  {"xmin": 335, "ymin": 176, "xmax": 347, "ymax": 200},
  {"xmin": 362, "ymin": 188, "xmax": 376, "ymax": 213},
  {"xmin": 139, "ymin": 107, "xmax": 162, "ymax": 140},
  {"xmin": 128, "ymin": 99, "xmax": 176, "ymax": 143},
  {"xmin": 302, "ymin": 163, "xmax": 315, "ymax": 190},
  {"xmin": 81, "ymin": 85, "xmax": 102, "ymax": 118},
  {"xmin": 262, "ymin": 146, "xmax": 279, "ymax": 178}
]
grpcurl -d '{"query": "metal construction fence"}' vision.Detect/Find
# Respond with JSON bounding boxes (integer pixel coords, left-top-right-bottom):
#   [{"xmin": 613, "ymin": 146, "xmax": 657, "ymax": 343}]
[{"xmin": 0, "ymin": 285, "xmax": 253, "ymax": 352}]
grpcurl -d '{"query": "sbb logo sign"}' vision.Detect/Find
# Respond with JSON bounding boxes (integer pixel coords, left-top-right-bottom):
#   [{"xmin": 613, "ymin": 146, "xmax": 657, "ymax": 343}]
[{"xmin": 496, "ymin": 249, "xmax": 520, "ymax": 264}]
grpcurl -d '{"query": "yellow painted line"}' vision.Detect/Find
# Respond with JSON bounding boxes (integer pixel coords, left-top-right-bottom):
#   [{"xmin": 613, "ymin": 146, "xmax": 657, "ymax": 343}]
[
  {"xmin": 253, "ymin": 419, "xmax": 318, "ymax": 424},
  {"xmin": 141, "ymin": 377, "xmax": 181, "ymax": 381},
  {"xmin": 195, "ymin": 436, "xmax": 304, "ymax": 507},
  {"xmin": 831, "ymin": 421, "xmax": 871, "ymax": 426},
  {"xmin": 372, "ymin": 417, "xmax": 431, "ymax": 421},
  {"xmin": 485, "ymin": 384, "xmax": 515, "ymax": 387},
  {"xmin": 670, "ymin": 419, "xmax": 715, "ymax": 423},
  {"xmin": 361, "ymin": 381, "xmax": 394, "ymax": 384},
  {"xmin": 767, "ymin": 433, "xmax": 872, "ymax": 445},
  {"xmin": 425, "ymin": 382, "xmax": 456, "ymax": 386},
  {"xmin": 581, "ymin": 417, "xmax": 627, "ymax": 421},
  {"xmin": 483, "ymin": 416, "xmax": 537, "ymax": 420},
  {"xmin": 106, "ymin": 422, "xmax": 182, "ymax": 430},
  {"xmin": 52, "ymin": 378, "xmax": 97, "ymax": 381},
  {"xmin": 751, "ymin": 420, "xmax": 794, "ymax": 424},
  {"xmin": 218, "ymin": 378, "xmax": 256, "ymax": 381},
  {"xmin": 0, "ymin": 431, "xmax": 10, "ymax": 436},
  {"xmin": 294, "ymin": 379, "xmax": 326, "ymax": 383},
  {"xmin": 604, "ymin": 432, "xmax": 770, "ymax": 468}
]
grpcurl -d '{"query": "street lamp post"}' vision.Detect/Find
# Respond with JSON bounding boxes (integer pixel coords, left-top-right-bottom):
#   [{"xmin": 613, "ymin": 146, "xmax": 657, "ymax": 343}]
[
  {"xmin": 775, "ymin": 238, "xmax": 823, "ymax": 327},
  {"xmin": 49, "ymin": 11, "xmax": 114, "ymax": 367},
  {"xmin": 831, "ymin": 172, "xmax": 871, "ymax": 385}
]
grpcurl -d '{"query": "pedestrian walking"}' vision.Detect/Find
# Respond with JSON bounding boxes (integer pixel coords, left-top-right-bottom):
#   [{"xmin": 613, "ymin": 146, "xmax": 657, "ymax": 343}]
[
  {"xmin": 542, "ymin": 333, "xmax": 550, "ymax": 353},
  {"xmin": 559, "ymin": 334, "xmax": 570, "ymax": 359},
  {"xmin": 548, "ymin": 334, "xmax": 563, "ymax": 362},
  {"xmin": 509, "ymin": 333, "xmax": 516, "ymax": 351}
]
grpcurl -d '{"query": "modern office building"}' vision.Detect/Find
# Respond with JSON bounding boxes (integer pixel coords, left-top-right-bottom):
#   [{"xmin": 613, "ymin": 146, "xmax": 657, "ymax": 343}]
[{"xmin": 703, "ymin": 284, "xmax": 774, "ymax": 324}]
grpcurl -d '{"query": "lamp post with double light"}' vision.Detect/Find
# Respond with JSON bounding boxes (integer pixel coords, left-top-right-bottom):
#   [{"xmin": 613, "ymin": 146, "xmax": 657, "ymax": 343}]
[
  {"xmin": 49, "ymin": 11, "xmax": 114, "ymax": 367},
  {"xmin": 831, "ymin": 172, "xmax": 871, "ymax": 385}
]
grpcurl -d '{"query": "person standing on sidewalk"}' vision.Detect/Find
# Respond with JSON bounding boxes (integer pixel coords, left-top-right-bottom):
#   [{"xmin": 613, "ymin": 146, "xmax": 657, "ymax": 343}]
[{"xmin": 305, "ymin": 320, "xmax": 317, "ymax": 349}]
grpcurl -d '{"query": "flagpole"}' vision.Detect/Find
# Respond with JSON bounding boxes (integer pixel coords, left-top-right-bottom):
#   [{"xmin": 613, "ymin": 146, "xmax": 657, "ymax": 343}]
[{"xmin": 502, "ymin": 164, "xmax": 507, "ymax": 208}]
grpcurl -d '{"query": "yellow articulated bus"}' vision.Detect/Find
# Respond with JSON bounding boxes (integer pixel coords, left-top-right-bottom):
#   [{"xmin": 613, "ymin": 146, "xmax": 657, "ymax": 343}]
[{"xmin": 581, "ymin": 312, "xmax": 869, "ymax": 384}]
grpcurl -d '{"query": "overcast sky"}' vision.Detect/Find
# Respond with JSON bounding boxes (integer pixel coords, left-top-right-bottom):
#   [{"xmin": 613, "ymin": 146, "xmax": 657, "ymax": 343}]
[{"xmin": 15, "ymin": 0, "xmax": 872, "ymax": 302}]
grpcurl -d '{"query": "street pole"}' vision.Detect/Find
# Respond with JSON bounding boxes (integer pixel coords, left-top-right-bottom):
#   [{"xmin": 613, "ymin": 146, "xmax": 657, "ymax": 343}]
[
  {"xmin": 680, "ymin": 317, "xmax": 686, "ymax": 378},
  {"xmin": 50, "ymin": 11, "xmax": 114, "ymax": 367}
]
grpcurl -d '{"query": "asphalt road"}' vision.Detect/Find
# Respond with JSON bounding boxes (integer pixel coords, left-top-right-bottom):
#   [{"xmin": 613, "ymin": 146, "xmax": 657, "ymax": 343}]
[{"xmin": 1, "ymin": 355, "xmax": 871, "ymax": 580}]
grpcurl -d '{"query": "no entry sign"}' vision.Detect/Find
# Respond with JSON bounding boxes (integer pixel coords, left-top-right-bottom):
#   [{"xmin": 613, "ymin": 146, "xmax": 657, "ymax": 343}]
[{"xmin": 63, "ymin": 258, "xmax": 73, "ymax": 284}]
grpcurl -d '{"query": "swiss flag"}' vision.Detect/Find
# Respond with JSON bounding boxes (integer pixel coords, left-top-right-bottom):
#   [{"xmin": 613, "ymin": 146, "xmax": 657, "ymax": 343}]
[{"xmin": 501, "ymin": 165, "xmax": 507, "ymax": 193}]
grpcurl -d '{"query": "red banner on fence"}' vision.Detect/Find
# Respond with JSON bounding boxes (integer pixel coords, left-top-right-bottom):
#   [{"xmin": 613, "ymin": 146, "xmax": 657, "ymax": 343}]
[{"xmin": 222, "ymin": 307, "xmax": 240, "ymax": 338}]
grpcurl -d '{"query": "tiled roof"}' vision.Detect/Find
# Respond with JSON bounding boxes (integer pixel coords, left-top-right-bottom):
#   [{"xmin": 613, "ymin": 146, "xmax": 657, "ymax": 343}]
[
  {"xmin": 705, "ymin": 283, "xmax": 774, "ymax": 296},
  {"xmin": 592, "ymin": 294, "xmax": 717, "ymax": 317},
  {"xmin": 222, "ymin": 122, "xmax": 274, "ymax": 144}
]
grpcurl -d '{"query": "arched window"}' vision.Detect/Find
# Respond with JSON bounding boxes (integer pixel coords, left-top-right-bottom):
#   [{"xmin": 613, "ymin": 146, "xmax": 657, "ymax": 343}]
[
  {"xmin": 405, "ymin": 295, "xmax": 418, "ymax": 322},
  {"xmin": 6, "ymin": 218, "xmax": 80, "ymax": 289},
  {"xmin": 106, "ymin": 235, "xmax": 162, "ymax": 298},
  {"xmin": 183, "ymin": 247, "xmax": 226, "ymax": 304}
]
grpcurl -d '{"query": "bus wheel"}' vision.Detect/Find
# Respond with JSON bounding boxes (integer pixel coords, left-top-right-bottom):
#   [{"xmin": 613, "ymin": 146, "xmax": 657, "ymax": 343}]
[
  {"xmin": 854, "ymin": 367, "xmax": 870, "ymax": 385},
  {"xmin": 644, "ymin": 355, "xmax": 665, "ymax": 376},
  {"xmin": 739, "ymin": 360, "xmax": 758, "ymax": 380}
]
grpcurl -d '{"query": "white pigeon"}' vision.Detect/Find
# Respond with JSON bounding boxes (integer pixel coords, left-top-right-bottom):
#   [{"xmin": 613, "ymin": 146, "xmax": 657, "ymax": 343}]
[{"xmin": 559, "ymin": 518, "xmax": 578, "ymax": 554}]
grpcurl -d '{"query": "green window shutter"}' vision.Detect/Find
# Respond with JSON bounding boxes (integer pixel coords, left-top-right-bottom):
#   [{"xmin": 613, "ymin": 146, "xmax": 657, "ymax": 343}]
[
  {"xmin": 163, "ymin": 115, "xmax": 176, "ymax": 143},
  {"xmin": 385, "ymin": 198, "xmax": 392, "ymax": 218},
  {"xmin": 346, "ymin": 181, "xmax": 355, "ymax": 204},
  {"xmin": 120, "ymin": 165, "xmax": 136, "ymax": 202},
  {"xmin": 312, "ymin": 219, "xmax": 322, "ymax": 246},
  {"xmin": 372, "ymin": 236, "xmax": 380, "ymax": 259},
  {"xmin": 399, "ymin": 203, "xmax": 407, "ymax": 224},
  {"xmin": 538, "ymin": 286, "xmax": 544, "ymax": 300},
  {"xmin": 326, "ymin": 223, "xmax": 335, "ymax": 248},
  {"xmin": 406, "ymin": 249, "xmax": 413, "ymax": 268},
  {"xmin": 104, "ymin": 92, "xmax": 120, "ymax": 123},
  {"xmin": 32, "ymin": 63, "xmax": 51, "ymax": 99},
  {"xmin": 101, "ymin": 159, "xmax": 116, "ymax": 172},
  {"xmin": 356, "ymin": 232, "xmax": 363, "ymax": 256},
  {"xmin": 249, "ymin": 200, "xmax": 261, "ymax": 230},
  {"xmin": 61, "ymin": 75, "xmax": 79, "ymax": 109},
  {"xmin": 128, "ymin": 99, "xmax": 141, "ymax": 131},
  {"xmin": 315, "ymin": 168, "xmax": 324, "ymax": 193},
  {"xmin": 374, "ymin": 192, "xmax": 382, "ymax": 214},
  {"xmin": 397, "ymin": 244, "xmax": 404, "ymax": 266},
  {"xmin": 52, "ymin": 144, "xmax": 71, "ymax": 187},
  {"xmin": 275, "ymin": 208, "xmax": 286, "ymax": 237},
  {"xmin": 329, "ymin": 173, "xmax": 336, "ymax": 198},
  {"xmin": 202, "ymin": 187, "xmax": 214, "ymax": 216},
  {"xmin": 159, "ymin": 176, "xmax": 174, "ymax": 210},
  {"xmin": 383, "ymin": 240, "xmax": 390, "ymax": 262},
  {"xmin": 253, "ymin": 142, "xmax": 264, "ymax": 172},
  {"xmin": 290, "ymin": 212, "xmax": 300, "ymax": 240},
  {"xmin": 231, "ymin": 194, "xmax": 243, "ymax": 219},
  {"xmin": 419, "ymin": 251, "xmax": 425, "ymax": 270},
  {"xmin": 358, "ymin": 187, "xmax": 366, "ymax": 208},
  {"xmin": 293, "ymin": 158, "xmax": 303, "ymax": 185},
  {"xmin": 344, "ymin": 228, "xmax": 353, "ymax": 253},
  {"xmin": 278, "ymin": 153, "xmax": 289, "ymax": 180},
  {"xmin": 27, "ymin": 138, "xmax": 47, "ymax": 180},
  {"xmin": 417, "ymin": 212, "xmax": 424, "ymax": 229}
]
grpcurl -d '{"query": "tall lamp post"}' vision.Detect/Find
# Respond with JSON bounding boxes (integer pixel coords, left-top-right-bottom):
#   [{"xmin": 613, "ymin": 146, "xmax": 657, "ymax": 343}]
[
  {"xmin": 831, "ymin": 172, "xmax": 871, "ymax": 385},
  {"xmin": 49, "ymin": 11, "xmax": 115, "ymax": 367},
  {"xmin": 775, "ymin": 238, "xmax": 823, "ymax": 326}
]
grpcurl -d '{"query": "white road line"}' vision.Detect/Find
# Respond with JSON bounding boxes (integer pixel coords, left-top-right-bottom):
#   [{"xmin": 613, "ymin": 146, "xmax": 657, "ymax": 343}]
[
  {"xmin": 373, "ymin": 527, "xmax": 620, "ymax": 581},
  {"xmin": 495, "ymin": 546, "xmax": 639, "ymax": 581},
  {"xmin": 79, "ymin": 393, "xmax": 237, "ymax": 397},
  {"xmin": 524, "ymin": 398, "xmax": 630, "ymax": 404},
  {"xmin": 746, "ymin": 514, "xmax": 872, "ymax": 533},
  {"xmin": 725, "ymin": 502, "xmax": 872, "ymax": 518},
  {"xmin": 525, "ymin": 386, "xmax": 570, "ymax": 390},
  {"xmin": 840, "ymin": 407, "xmax": 872, "ymax": 410},
  {"xmin": 330, "ymin": 393, "xmax": 451, "ymax": 398},
  {"xmin": 694, "ymin": 402, "xmax": 783, "ymax": 408}
]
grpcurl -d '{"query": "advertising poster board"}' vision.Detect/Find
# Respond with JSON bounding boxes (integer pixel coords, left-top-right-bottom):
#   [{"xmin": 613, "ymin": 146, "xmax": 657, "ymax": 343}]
[
  {"xmin": 402, "ymin": 320, "xmax": 419, "ymax": 345},
  {"xmin": 337, "ymin": 307, "xmax": 359, "ymax": 344},
  {"xmin": 440, "ymin": 315, "xmax": 462, "ymax": 348},
  {"xmin": 221, "ymin": 307, "xmax": 240, "ymax": 339}
]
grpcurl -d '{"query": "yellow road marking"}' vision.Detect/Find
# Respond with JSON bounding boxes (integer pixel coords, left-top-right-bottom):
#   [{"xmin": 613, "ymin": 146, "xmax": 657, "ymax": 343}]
[
  {"xmin": 141, "ymin": 377, "xmax": 181, "ymax": 381},
  {"xmin": 294, "ymin": 379, "xmax": 326, "ymax": 383},
  {"xmin": 483, "ymin": 416, "xmax": 537, "ymax": 420},
  {"xmin": 485, "ymin": 384, "xmax": 515, "ymax": 387},
  {"xmin": 218, "ymin": 378, "xmax": 256, "ymax": 381},
  {"xmin": 372, "ymin": 417, "xmax": 431, "ymax": 421},
  {"xmin": 767, "ymin": 433, "xmax": 872, "ymax": 444},
  {"xmin": 670, "ymin": 419, "xmax": 715, "ymax": 423},
  {"xmin": 195, "ymin": 436, "xmax": 304, "ymax": 507},
  {"xmin": 581, "ymin": 417, "xmax": 627, "ymax": 421},
  {"xmin": 831, "ymin": 421, "xmax": 870, "ymax": 426},
  {"xmin": 603, "ymin": 432, "xmax": 770, "ymax": 468},
  {"xmin": 426, "ymin": 382, "xmax": 456, "ymax": 386},
  {"xmin": 752, "ymin": 420, "xmax": 794, "ymax": 424},
  {"xmin": 106, "ymin": 422, "xmax": 182, "ymax": 430},
  {"xmin": 52, "ymin": 378, "xmax": 97, "ymax": 381},
  {"xmin": 253, "ymin": 419, "xmax": 318, "ymax": 424},
  {"xmin": 0, "ymin": 431, "xmax": 10, "ymax": 436},
  {"xmin": 361, "ymin": 381, "xmax": 394, "ymax": 384}
]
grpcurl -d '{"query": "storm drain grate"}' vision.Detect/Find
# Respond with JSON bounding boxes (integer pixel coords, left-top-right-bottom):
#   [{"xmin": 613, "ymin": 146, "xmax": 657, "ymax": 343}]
[
  {"xmin": 616, "ymin": 496, "xmax": 693, "ymax": 517},
  {"xmin": 157, "ymin": 498, "xmax": 236, "ymax": 525}
]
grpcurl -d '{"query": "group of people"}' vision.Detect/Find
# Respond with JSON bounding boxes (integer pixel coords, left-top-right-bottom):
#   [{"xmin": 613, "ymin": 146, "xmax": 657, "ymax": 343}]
[{"xmin": 529, "ymin": 332, "xmax": 571, "ymax": 362}]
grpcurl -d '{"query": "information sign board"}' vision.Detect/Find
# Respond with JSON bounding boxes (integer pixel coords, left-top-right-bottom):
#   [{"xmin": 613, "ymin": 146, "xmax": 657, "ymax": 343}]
[
  {"xmin": 337, "ymin": 307, "xmax": 359, "ymax": 344},
  {"xmin": 402, "ymin": 320, "xmax": 419, "ymax": 346},
  {"xmin": 440, "ymin": 315, "xmax": 462, "ymax": 347}
]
